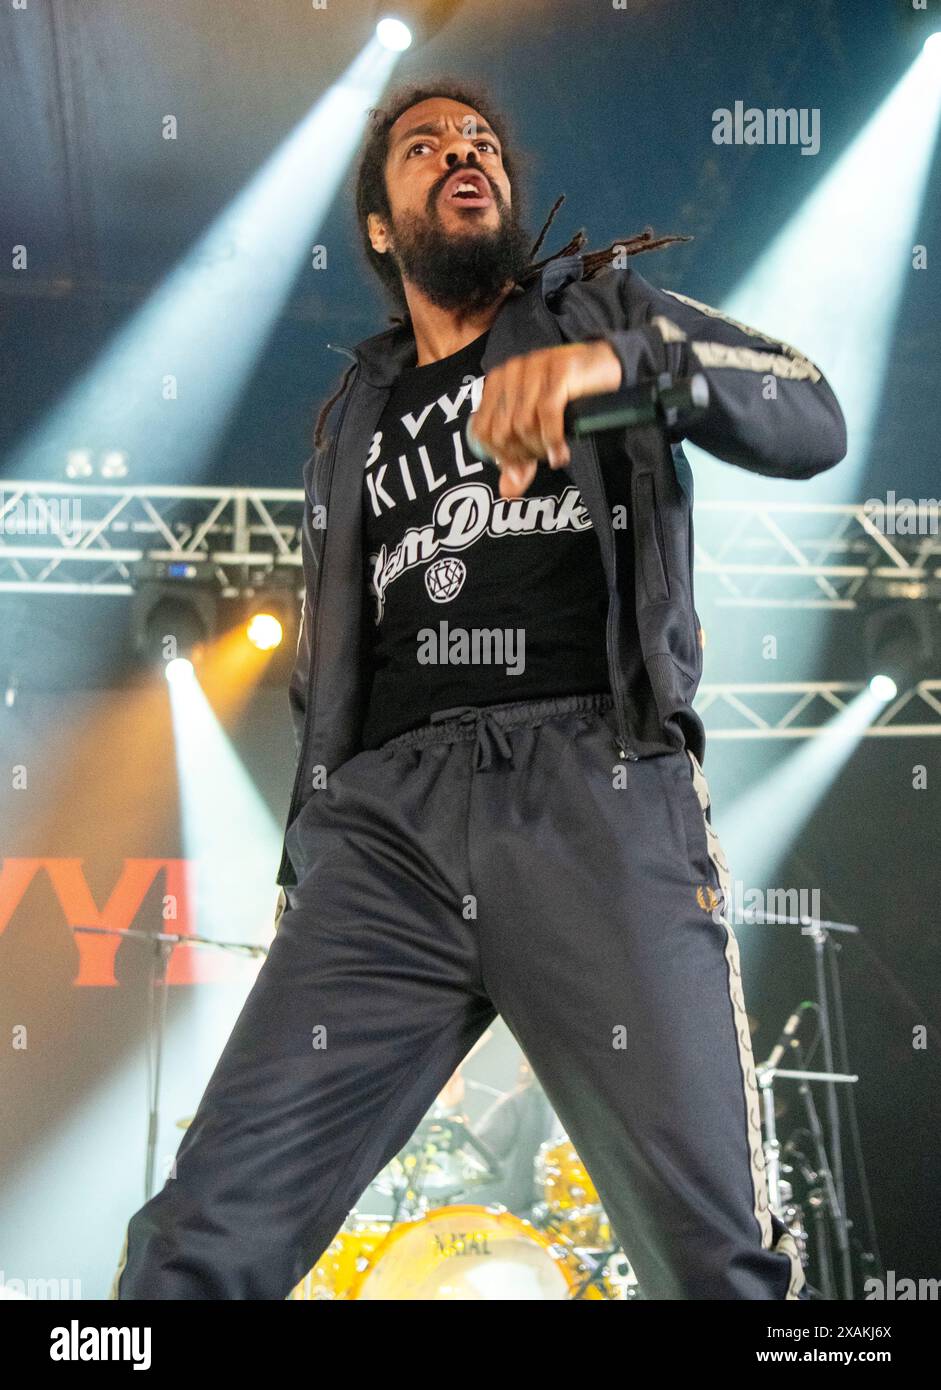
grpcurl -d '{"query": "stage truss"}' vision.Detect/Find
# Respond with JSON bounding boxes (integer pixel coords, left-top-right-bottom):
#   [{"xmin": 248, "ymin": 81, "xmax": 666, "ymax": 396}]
[
  {"xmin": 0, "ymin": 480, "xmax": 303, "ymax": 597},
  {"xmin": 693, "ymin": 499, "xmax": 941, "ymax": 608},
  {"xmin": 697, "ymin": 680, "xmax": 941, "ymax": 738},
  {"xmin": 2, "ymin": 482, "xmax": 940, "ymax": 736}
]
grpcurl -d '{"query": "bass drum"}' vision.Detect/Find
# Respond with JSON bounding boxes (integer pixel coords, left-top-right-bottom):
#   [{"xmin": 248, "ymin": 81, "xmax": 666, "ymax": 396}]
[
  {"xmin": 289, "ymin": 1221, "xmax": 391, "ymax": 1300},
  {"xmin": 347, "ymin": 1205, "xmax": 602, "ymax": 1301}
]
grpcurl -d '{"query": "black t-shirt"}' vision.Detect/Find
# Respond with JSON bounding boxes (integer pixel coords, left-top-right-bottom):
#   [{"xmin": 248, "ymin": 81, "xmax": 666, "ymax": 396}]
[{"xmin": 360, "ymin": 328, "xmax": 611, "ymax": 747}]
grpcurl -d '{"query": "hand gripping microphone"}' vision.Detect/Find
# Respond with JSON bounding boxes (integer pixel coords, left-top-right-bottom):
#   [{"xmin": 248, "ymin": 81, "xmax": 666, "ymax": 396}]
[{"xmin": 465, "ymin": 370, "xmax": 709, "ymax": 464}]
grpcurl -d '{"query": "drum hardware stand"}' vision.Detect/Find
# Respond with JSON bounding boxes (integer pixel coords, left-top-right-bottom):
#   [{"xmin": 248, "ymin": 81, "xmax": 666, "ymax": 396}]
[
  {"xmin": 441, "ymin": 1115, "xmax": 503, "ymax": 1188},
  {"xmin": 757, "ymin": 1061, "xmax": 857, "ymax": 1301},
  {"xmin": 385, "ymin": 1114, "xmax": 503, "ymax": 1223},
  {"xmin": 73, "ymin": 924, "xmax": 268, "ymax": 1200},
  {"xmin": 569, "ymin": 1242, "xmax": 636, "ymax": 1300},
  {"xmin": 743, "ymin": 908, "xmax": 861, "ymax": 1301},
  {"xmin": 534, "ymin": 1213, "xmax": 632, "ymax": 1301}
]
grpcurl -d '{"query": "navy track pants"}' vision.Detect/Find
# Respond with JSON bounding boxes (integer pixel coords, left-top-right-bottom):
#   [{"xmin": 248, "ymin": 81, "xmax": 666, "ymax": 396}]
[{"xmin": 113, "ymin": 692, "xmax": 805, "ymax": 1300}]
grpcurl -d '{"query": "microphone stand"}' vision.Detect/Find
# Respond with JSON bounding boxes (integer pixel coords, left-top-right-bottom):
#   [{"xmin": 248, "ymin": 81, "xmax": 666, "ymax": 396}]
[
  {"xmin": 739, "ymin": 910, "xmax": 860, "ymax": 1300},
  {"xmin": 73, "ymin": 924, "xmax": 268, "ymax": 1201},
  {"xmin": 808, "ymin": 918, "xmax": 855, "ymax": 1302}
]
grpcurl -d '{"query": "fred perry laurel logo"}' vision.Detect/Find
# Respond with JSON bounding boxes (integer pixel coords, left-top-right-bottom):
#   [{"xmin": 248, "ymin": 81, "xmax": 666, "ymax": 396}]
[
  {"xmin": 425, "ymin": 555, "xmax": 467, "ymax": 603},
  {"xmin": 696, "ymin": 884, "xmax": 721, "ymax": 913}
]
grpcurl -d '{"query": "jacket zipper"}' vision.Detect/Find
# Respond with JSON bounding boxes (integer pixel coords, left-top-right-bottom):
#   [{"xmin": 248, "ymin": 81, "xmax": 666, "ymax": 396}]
[
  {"xmin": 282, "ymin": 375, "xmax": 358, "ymax": 846},
  {"xmin": 606, "ymin": 590, "xmax": 637, "ymax": 761},
  {"xmin": 594, "ymin": 453, "xmax": 637, "ymax": 763}
]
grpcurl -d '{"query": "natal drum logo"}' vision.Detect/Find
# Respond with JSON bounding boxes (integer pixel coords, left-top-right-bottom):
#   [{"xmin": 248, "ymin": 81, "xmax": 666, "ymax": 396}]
[{"xmin": 425, "ymin": 556, "xmax": 467, "ymax": 603}]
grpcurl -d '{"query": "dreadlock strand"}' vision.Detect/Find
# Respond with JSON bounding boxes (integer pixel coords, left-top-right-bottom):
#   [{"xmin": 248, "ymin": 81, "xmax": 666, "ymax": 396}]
[
  {"xmin": 527, "ymin": 193, "xmax": 567, "ymax": 263},
  {"xmin": 580, "ymin": 228, "xmax": 693, "ymax": 280},
  {"xmin": 520, "ymin": 228, "xmax": 588, "ymax": 284}
]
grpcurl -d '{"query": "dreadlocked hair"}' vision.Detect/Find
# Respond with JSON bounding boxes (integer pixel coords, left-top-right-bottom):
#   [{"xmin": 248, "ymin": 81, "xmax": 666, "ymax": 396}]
[
  {"xmin": 313, "ymin": 76, "xmax": 691, "ymax": 451},
  {"xmin": 520, "ymin": 196, "xmax": 691, "ymax": 286}
]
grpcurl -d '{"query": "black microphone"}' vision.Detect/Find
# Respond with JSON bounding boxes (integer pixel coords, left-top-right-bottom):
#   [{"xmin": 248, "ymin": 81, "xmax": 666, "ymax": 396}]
[{"xmin": 465, "ymin": 371, "xmax": 709, "ymax": 464}]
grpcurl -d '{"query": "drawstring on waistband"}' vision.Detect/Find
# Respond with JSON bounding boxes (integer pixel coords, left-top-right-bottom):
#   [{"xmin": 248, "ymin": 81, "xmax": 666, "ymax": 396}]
[
  {"xmin": 429, "ymin": 705, "xmax": 515, "ymax": 770},
  {"xmin": 381, "ymin": 692, "xmax": 616, "ymax": 761}
]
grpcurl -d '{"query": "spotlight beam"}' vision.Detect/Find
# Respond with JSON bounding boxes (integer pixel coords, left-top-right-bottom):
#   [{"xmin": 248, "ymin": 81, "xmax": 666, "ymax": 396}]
[
  {"xmin": 167, "ymin": 667, "xmax": 283, "ymax": 947},
  {"xmin": 7, "ymin": 40, "xmax": 400, "ymax": 483},
  {"xmin": 720, "ymin": 686, "xmax": 890, "ymax": 892},
  {"xmin": 687, "ymin": 47, "xmax": 941, "ymax": 503}
]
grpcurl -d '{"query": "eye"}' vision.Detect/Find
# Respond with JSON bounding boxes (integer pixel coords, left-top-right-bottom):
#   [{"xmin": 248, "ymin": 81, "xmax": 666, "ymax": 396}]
[
  {"xmin": 476, "ymin": 140, "xmax": 499, "ymax": 155},
  {"xmin": 406, "ymin": 141, "xmax": 433, "ymax": 157}
]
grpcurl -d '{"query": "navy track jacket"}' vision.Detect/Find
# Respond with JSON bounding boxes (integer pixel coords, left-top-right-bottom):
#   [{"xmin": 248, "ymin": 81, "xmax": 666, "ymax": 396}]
[{"xmin": 276, "ymin": 256, "xmax": 846, "ymax": 888}]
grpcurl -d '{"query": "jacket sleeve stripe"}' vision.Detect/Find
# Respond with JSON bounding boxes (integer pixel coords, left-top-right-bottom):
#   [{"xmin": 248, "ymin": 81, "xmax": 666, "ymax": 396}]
[
  {"xmin": 661, "ymin": 288, "xmax": 823, "ymax": 382},
  {"xmin": 689, "ymin": 339, "xmax": 822, "ymax": 382}
]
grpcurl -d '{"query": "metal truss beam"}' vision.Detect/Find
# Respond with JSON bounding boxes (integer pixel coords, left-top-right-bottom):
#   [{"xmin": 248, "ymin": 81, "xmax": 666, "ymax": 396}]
[
  {"xmin": 3, "ymin": 484, "xmax": 941, "ymax": 735},
  {"xmin": 3, "ymin": 484, "xmax": 939, "ymax": 605},
  {"xmin": 0, "ymin": 480, "xmax": 304, "ymax": 595},
  {"xmin": 696, "ymin": 681, "xmax": 941, "ymax": 738},
  {"xmin": 694, "ymin": 499, "xmax": 941, "ymax": 609}
]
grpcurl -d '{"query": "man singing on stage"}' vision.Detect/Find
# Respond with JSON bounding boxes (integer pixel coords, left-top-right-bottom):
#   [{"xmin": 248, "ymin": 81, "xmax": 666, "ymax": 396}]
[{"xmin": 114, "ymin": 79, "xmax": 846, "ymax": 1300}]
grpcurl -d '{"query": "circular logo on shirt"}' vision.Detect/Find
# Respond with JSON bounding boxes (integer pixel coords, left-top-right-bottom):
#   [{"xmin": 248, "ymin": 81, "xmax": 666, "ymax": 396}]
[{"xmin": 425, "ymin": 556, "xmax": 467, "ymax": 603}]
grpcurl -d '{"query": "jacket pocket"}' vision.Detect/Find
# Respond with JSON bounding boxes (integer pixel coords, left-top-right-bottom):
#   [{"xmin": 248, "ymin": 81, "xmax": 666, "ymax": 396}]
[{"xmin": 634, "ymin": 471, "xmax": 670, "ymax": 602}]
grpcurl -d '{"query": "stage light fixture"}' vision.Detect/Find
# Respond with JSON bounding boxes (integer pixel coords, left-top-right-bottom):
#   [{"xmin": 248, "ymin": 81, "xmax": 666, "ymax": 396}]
[
  {"xmin": 100, "ymin": 450, "xmax": 129, "ymax": 479},
  {"xmin": 131, "ymin": 580, "xmax": 216, "ymax": 672},
  {"xmin": 868, "ymin": 673, "xmax": 898, "ymax": 703},
  {"xmin": 376, "ymin": 16, "xmax": 413, "ymax": 50},
  {"xmin": 246, "ymin": 612, "xmax": 284, "ymax": 651},
  {"xmin": 863, "ymin": 601, "xmax": 936, "ymax": 699},
  {"xmin": 374, "ymin": 1, "xmax": 463, "ymax": 50},
  {"xmin": 65, "ymin": 450, "xmax": 93, "ymax": 479},
  {"xmin": 228, "ymin": 589, "xmax": 299, "ymax": 685},
  {"xmin": 165, "ymin": 657, "xmax": 195, "ymax": 684}
]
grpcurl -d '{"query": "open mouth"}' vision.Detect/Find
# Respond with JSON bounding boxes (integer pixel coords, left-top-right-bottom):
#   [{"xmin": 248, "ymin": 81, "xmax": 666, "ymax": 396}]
[{"xmin": 440, "ymin": 170, "xmax": 493, "ymax": 208}]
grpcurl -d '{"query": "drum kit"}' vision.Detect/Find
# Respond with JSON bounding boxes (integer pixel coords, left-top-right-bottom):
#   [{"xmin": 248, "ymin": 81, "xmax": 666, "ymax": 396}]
[
  {"xmin": 171, "ymin": 995, "xmax": 870, "ymax": 1300},
  {"xmin": 160, "ymin": 908, "xmax": 864, "ymax": 1299},
  {"xmin": 172, "ymin": 1004, "xmax": 842, "ymax": 1300},
  {"xmin": 286, "ymin": 1134, "xmax": 632, "ymax": 1302},
  {"xmin": 281, "ymin": 1010, "xmax": 824, "ymax": 1301},
  {"xmin": 290, "ymin": 1205, "xmax": 612, "ymax": 1301},
  {"xmin": 280, "ymin": 1033, "xmax": 630, "ymax": 1300}
]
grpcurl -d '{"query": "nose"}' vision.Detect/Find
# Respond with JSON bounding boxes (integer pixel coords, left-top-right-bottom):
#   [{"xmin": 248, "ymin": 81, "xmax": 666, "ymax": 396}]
[{"xmin": 445, "ymin": 146, "xmax": 479, "ymax": 169}]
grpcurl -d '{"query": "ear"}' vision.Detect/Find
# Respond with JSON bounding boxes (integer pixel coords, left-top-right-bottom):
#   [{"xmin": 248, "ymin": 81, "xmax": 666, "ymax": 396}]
[{"xmin": 367, "ymin": 211, "xmax": 392, "ymax": 255}]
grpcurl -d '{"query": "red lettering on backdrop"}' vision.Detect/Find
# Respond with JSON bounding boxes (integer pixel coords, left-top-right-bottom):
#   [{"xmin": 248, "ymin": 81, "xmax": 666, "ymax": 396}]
[{"xmin": 0, "ymin": 859, "xmax": 249, "ymax": 986}]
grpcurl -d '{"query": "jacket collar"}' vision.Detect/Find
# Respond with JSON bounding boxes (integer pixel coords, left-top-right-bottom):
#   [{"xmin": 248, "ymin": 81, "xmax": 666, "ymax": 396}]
[{"xmin": 343, "ymin": 254, "xmax": 588, "ymax": 388}]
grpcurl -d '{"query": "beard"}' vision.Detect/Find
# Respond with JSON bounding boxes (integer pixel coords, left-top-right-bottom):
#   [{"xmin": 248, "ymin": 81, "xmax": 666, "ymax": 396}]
[{"xmin": 388, "ymin": 186, "xmax": 532, "ymax": 314}]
